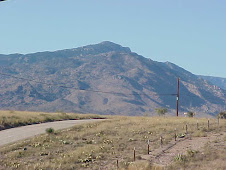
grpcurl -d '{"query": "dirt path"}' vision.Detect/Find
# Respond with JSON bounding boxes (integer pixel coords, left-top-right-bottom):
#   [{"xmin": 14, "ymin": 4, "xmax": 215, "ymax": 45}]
[
  {"xmin": 0, "ymin": 119, "xmax": 103, "ymax": 147},
  {"xmin": 141, "ymin": 132, "xmax": 226, "ymax": 166}
]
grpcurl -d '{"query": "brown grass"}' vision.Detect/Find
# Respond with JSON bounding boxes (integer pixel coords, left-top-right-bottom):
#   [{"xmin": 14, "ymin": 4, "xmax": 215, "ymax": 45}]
[
  {"xmin": 167, "ymin": 143, "xmax": 226, "ymax": 170},
  {"xmin": 0, "ymin": 110, "xmax": 104, "ymax": 130},
  {"xmin": 0, "ymin": 115, "xmax": 225, "ymax": 170}
]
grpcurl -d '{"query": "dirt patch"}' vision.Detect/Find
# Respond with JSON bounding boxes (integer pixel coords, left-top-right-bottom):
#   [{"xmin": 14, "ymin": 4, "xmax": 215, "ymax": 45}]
[{"xmin": 141, "ymin": 132, "xmax": 226, "ymax": 166}]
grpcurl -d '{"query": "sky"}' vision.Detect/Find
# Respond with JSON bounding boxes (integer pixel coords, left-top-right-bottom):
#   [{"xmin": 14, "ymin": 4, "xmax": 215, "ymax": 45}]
[{"xmin": 0, "ymin": 0, "xmax": 225, "ymax": 78}]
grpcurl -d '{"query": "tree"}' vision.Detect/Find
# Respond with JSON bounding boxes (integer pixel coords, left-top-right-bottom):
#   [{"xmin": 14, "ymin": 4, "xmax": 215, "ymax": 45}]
[
  {"xmin": 217, "ymin": 111, "xmax": 226, "ymax": 119},
  {"xmin": 155, "ymin": 108, "xmax": 168, "ymax": 116}
]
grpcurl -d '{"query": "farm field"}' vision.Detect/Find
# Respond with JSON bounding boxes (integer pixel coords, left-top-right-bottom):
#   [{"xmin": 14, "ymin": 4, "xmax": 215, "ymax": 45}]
[{"xmin": 0, "ymin": 115, "xmax": 225, "ymax": 170}]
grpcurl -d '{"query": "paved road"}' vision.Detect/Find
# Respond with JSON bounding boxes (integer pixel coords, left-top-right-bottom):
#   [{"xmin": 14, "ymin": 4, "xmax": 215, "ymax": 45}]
[{"xmin": 0, "ymin": 119, "xmax": 103, "ymax": 147}]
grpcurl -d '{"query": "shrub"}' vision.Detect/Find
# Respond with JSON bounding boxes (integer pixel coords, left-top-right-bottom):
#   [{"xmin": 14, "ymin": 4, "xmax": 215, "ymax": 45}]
[
  {"xmin": 174, "ymin": 154, "xmax": 187, "ymax": 162},
  {"xmin": 187, "ymin": 111, "xmax": 195, "ymax": 117},
  {"xmin": 217, "ymin": 111, "xmax": 226, "ymax": 119},
  {"xmin": 155, "ymin": 108, "xmax": 168, "ymax": 116},
  {"xmin": 46, "ymin": 127, "xmax": 55, "ymax": 134}
]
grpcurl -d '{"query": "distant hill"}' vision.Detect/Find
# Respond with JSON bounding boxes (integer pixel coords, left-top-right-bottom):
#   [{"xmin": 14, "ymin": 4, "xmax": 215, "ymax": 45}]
[
  {"xmin": 0, "ymin": 41, "xmax": 225, "ymax": 117},
  {"xmin": 198, "ymin": 75, "xmax": 226, "ymax": 90}
]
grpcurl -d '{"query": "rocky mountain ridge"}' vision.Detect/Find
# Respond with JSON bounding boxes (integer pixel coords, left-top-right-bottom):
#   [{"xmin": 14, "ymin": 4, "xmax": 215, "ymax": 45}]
[
  {"xmin": 0, "ymin": 41, "xmax": 225, "ymax": 117},
  {"xmin": 198, "ymin": 75, "xmax": 226, "ymax": 90}
]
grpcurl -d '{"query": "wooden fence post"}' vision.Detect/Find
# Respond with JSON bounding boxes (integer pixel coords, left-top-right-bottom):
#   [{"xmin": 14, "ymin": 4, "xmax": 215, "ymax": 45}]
[
  {"xmin": 133, "ymin": 147, "xmax": 136, "ymax": 162},
  {"xmin": 185, "ymin": 124, "xmax": 188, "ymax": 134},
  {"xmin": 208, "ymin": 119, "xmax": 210, "ymax": 130},
  {"xmin": 147, "ymin": 140, "xmax": 150, "ymax": 155},
  {"xmin": 174, "ymin": 128, "xmax": 177, "ymax": 141}
]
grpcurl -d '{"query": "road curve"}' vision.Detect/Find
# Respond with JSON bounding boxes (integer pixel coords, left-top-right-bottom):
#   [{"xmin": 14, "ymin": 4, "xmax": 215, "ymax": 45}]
[{"xmin": 0, "ymin": 119, "xmax": 103, "ymax": 147}]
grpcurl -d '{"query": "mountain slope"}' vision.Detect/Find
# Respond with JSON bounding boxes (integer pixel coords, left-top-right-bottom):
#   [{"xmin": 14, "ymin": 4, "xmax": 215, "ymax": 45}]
[
  {"xmin": 0, "ymin": 42, "xmax": 225, "ymax": 117},
  {"xmin": 198, "ymin": 75, "xmax": 226, "ymax": 90}
]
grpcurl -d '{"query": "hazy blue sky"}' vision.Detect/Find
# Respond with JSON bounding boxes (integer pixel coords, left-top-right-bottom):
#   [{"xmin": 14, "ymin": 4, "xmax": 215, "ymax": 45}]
[{"xmin": 0, "ymin": 0, "xmax": 225, "ymax": 77}]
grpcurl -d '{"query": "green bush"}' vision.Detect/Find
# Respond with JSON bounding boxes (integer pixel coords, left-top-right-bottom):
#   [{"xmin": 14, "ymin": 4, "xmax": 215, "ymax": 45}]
[
  {"xmin": 155, "ymin": 108, "xmax": 168, "ymax": 116},
  {"xmin": 187, "ymin": 111, "xmax": 195, "ymax": 117},
  {"xmin": 217, "ymin": 111, "xmax": 226, "ymax": 119},
  {"xmin": 46, "ymin": 127, "xmax": 55, "ymax": 134}
]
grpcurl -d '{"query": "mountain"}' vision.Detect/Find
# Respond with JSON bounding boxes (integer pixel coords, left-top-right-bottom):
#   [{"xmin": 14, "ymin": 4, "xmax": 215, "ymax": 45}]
[
  {"xmin": 0, "ymin": 41, "xmax": 225, "ymax": 117},
  {"xmin": 198, "ymin": 75, "xmax": 226, "ymax": 90}
]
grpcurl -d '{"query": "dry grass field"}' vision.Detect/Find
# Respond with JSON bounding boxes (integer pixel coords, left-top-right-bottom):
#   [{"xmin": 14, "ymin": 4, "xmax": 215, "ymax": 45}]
[
  {"xmin": 0, "ymin": 115, "xmax": 225, "ymax": 170},
  {"xmin": 0, "ymin": 110, "xmax": 104, "ymax": 130}
]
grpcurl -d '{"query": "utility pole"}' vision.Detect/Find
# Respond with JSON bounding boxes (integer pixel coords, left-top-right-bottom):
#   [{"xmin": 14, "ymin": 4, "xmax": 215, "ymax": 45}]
[{"xmin": 176, "ymin": 78, "xmax": 180, "ymax": 117}]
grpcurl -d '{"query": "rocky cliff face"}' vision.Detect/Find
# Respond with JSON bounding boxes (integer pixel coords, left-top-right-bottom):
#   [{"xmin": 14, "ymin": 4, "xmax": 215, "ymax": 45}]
[{"xmin": 0, "ymin": 42, "xmax": 225, "ymax": 117}]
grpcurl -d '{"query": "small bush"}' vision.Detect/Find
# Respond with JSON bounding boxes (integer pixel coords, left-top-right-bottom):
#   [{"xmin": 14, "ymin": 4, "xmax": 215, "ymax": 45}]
[
  {"xmin": 217, "ymin": 111, "xmax": 226, "ymax": 119},
  {"xmin": 186, "ymin": 149, "xmax": 198, "ymax": 158},
  {"xmin": 187, "ymin": 111, "xmax": 195, "ymax": 117},
  {"xmin": 155, "ymin": 108, "xmax": 168, "ymax": 116},
  {"xmin": 174, "ymin": 154, "xmax": 187, "ymax": 162},
  {"xmin": 46, "ymin": 127, "xmax": 55, "ymax": 134}
]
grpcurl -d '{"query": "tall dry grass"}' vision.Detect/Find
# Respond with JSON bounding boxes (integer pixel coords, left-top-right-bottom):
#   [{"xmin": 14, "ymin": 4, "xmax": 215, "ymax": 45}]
[
  {"xmin": 0, "ymin": 115, "xmax": 225, "ymax": 170},
  {"xmin": 0, "ymin": 110, "xmax": 104, "ymax": 130}
]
